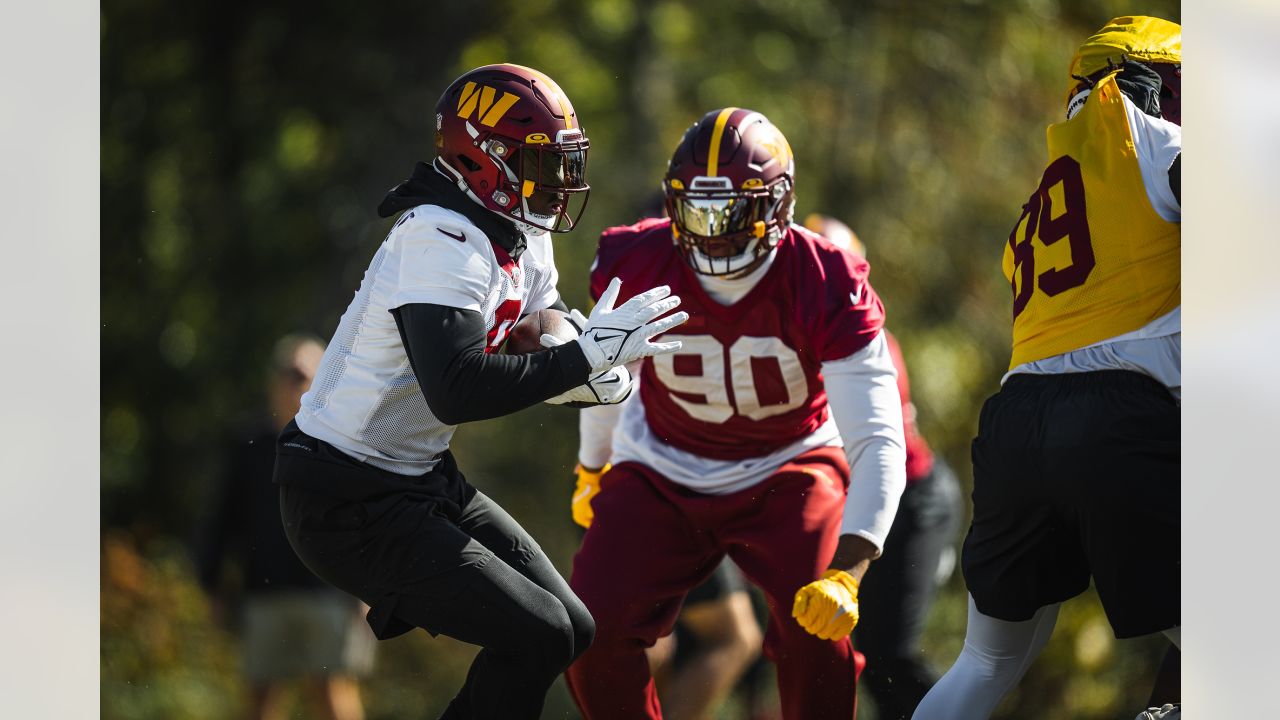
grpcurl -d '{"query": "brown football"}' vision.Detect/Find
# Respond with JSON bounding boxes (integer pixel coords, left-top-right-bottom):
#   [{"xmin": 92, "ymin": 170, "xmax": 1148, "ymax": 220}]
[{"xmin": 504, "ymin": 308, "xmax": 578, "ymax": 355}]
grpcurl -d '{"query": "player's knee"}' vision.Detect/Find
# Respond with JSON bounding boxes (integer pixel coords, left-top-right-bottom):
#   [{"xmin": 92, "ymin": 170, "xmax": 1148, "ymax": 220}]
[
  {"xmin": 955, "ymin": 640, "xmax": 1017, "ymax": 683},
  {"xmin": 569, "ymin": 606, "xmax": 596, "ymax": 663},
  {"xmin": 527, "ymin": 606, "xmax": 579, "ymax": 672}
]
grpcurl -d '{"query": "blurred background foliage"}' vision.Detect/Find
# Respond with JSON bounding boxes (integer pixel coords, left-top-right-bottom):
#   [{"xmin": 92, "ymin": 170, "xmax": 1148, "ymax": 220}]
[{"xmin": 102, "ymin": 0, "xmax": 1177, "ymax": 717}]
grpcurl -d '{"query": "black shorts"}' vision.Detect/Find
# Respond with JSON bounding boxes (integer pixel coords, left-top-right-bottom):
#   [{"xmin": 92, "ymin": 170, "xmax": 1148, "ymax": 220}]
[{"xmin": 961, "ymin": 370, "xmax": 1179, "ymax": 638}]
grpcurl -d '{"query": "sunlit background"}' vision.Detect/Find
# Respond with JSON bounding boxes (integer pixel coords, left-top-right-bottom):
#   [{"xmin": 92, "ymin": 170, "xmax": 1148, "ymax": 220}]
[{"xmin": 99, "ymin": 1, "xmax": 1186, "ymax": 718}]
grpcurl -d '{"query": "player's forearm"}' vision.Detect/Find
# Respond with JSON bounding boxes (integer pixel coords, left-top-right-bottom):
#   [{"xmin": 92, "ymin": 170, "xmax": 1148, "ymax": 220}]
[
  {"xmin": 578, "ymin": 401, "xmax": 624, "ymax": 469},
  {"xmin": 839, "ymin": 436, "xmax": 907, "ymax": 551},
  {"xmin": 822, "ymin": 331, "xmax": 908, "ymax": 559},
  {"xmin": 394, "ymin": 303, "xmax": 591, "ymax": 424},
  {"xmin": 827, "ymin": 534, "xmax": 879, "ymax": 582},
  {"xmin": 439, "ymin": 345, "xmax": 590, "ymax": 423},
  {"xmin": 828, "ymin": 433, "xmax": 909, "ymax": 582}
]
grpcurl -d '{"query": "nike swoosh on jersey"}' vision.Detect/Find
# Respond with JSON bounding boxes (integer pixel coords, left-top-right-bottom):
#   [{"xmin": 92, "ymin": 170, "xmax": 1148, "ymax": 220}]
[
  {"xmin": 849, "ymin": 286, "xmax": 863, "ymax": 305},
  {"xmin": 437, "ymin": 227, "xmax": 467, "ymax": 242}
]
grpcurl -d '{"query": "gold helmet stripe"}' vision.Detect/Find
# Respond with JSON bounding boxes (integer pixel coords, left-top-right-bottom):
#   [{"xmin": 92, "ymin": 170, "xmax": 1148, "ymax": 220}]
[
  {"xmin": 456, "ymin": 81, "xmax": 520, "ymax": 128},
  {"xmin": 480, "ymin": 90, "xmax": 520, "ymax": 127},
  {"xmin": 706, "ymin": 107, "xmax": 739, "ymax": 177},
  {"xmin": 508, "ymin": 63, "xmax": 576, "ymax": 129}
]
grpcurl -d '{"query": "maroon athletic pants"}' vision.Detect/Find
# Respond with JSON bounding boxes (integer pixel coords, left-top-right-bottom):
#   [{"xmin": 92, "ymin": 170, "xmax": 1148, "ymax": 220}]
[{"xmin": 566, "ymin": 445, "xmax": 864, "ymax": 719}]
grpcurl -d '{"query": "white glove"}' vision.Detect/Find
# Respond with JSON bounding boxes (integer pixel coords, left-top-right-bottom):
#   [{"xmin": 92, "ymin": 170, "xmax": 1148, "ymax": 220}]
[
  {"xmin": 565, "ymin": 278, "xmax": 688, "ymax": 373},
  {"xmin": 540, "ymin": 334, "xmax": 634, "ymax": 406}
]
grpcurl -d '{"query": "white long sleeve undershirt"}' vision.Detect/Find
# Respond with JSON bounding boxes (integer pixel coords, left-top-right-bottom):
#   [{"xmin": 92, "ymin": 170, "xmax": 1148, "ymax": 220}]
[
  {"xmin": 577, "ymin": 393, "xmax": 625, "ymax": 470},
  {"xmin": 821, "ymin": 331, "xmax": 907, "ymax": 551}
]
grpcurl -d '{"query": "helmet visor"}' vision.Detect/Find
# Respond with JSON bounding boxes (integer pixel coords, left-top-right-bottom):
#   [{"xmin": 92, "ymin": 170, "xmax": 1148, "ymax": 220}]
[
  {"xmin": 519, "ymin": 143, "xmax": 588, "ymax": 192},
  {"xmin": 671, "ymin": 194, "xmax": 768, "ymax": 238},
  {"xmin": 513, "ymin": 141, "xmax": 590, "ymax": 231}
]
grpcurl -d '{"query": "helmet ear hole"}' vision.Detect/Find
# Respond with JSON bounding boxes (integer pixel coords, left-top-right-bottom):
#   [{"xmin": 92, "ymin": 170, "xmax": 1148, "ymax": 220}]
[{"xmin": 459, "ymin": 155, "xmax": 482, "ymax": 172}]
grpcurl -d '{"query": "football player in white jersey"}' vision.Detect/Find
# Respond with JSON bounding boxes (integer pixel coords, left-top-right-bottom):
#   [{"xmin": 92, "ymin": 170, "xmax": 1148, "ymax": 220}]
[
  {"xmin": 273, "ymin": 64, "xmax": 688, "ymax": 720},
  {"xmin": 912, "ymin": 17, "xmax": 1181, "ymax": 720}
]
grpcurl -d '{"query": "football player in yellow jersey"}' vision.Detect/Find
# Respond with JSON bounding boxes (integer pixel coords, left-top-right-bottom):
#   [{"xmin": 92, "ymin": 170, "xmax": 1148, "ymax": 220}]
[{"xmin": 912, "ymin": 16, "xmax": 1181, "ymax": 720}]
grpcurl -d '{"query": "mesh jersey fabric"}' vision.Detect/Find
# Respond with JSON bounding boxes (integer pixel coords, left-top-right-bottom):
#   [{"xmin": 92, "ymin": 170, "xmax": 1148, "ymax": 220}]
[
  {"xmin": 589, "ymin": 218, "xmax": 884, "ymax": 463},
  {"xmin": 297, "ymin": 204, "xmax": 559, "ymax": 475},
  {"xmin": 1002, "ymin": 71, "xmax": 1180, "ymax": 368}
]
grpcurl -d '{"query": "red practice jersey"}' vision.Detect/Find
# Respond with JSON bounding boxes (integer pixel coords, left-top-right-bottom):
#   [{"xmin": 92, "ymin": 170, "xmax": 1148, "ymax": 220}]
[{"xmin": 590, "ymin": 218, "xmax": 885, "ymax": 461}]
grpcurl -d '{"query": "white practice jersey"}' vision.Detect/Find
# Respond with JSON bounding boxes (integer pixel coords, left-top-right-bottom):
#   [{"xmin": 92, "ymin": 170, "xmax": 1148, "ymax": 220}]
[
  {"xmin": 1006, "ymin": 92, "xmax": 1182, "ymax": 400},
  {"xmin": 297, "ymin": 203, "xmax": 560, "ymax": 475}
]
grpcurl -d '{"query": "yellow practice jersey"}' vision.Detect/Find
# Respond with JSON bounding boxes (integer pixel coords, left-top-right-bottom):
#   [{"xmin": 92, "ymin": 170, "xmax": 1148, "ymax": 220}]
[{"xmin": 1003, "ymin": 72, "xmax": 1180, "ymax": 368}]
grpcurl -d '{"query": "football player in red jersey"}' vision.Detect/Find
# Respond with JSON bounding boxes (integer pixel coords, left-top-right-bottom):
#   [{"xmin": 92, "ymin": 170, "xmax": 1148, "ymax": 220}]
[
  {"xmin": 572, "ymin": 195, "xmax": 764, "ymax": 720},
  {"xmin": 563, "ymin": 108, "xmax": 908, "ymax": 720}
]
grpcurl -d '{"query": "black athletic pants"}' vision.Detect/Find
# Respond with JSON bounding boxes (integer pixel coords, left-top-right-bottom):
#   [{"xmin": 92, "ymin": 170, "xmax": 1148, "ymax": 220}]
[
  {"xmin": 274, "ymin": 422, "xmax": 594, "ymax": 720},
  {"xmin": 855, "ymin": 460, "xmax": 963, "ymax": 720}
]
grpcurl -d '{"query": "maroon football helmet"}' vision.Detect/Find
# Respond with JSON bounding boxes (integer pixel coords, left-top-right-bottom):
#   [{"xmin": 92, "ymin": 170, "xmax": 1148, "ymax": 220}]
[
  {"xmin": 435, "ymin": 64, "xmax": 590, "ymax": 233},
  {"xmin": 664, "ymin": 108, "xmax": 796, "ymax": 276}
]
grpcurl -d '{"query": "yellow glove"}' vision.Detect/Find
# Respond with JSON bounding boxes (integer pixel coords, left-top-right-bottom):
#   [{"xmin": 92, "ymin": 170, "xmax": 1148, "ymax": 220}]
[
  {"xmin": 572, "ymin": 463, "xmax": 610, "ymax": 528},
  {"xmin": 792, "ymin": 569, "xmax": 860, "ymax": 640}
]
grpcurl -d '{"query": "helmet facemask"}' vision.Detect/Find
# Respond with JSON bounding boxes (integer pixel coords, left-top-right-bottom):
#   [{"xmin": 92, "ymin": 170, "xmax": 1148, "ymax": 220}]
[
  {"xmin": 666, "ymin": 175, "xmax": 793, "ymax": 277},
  {"xmin": 480, "ymin": 128, "xmax": 590, "ymax": 233}
]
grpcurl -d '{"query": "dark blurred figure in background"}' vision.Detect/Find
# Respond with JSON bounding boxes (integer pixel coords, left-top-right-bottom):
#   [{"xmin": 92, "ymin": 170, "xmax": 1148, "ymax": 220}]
[
  {"xmin": 806, "ymin": 215, "xmax": 963, "ymax": 720},
  {"xmin": 197, "ymin": 333, "xmax": 374, "ymax": 720},
  {"xmin": 646, "ymin": 561, "xmax": 763, "ymax": 720}
]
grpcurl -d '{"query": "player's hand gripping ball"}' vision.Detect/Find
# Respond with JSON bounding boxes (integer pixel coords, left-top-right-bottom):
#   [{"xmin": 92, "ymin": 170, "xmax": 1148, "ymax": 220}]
[
  {"xmin": 505, "ymin": 309, "xmax": 633, "ymax": 407},
  {"xmin": 504, "ymin": 308, "xmax": 579, "ymax": 355},
  {"xmin": 792, "ymin": 569, "xmax": 861, "ymax": 640}
]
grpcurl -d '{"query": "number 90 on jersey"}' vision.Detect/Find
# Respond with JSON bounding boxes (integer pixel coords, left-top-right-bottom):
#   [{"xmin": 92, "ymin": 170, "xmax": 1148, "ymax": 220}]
[{"xmin": 652, "ymin": 335, "xmax": 808, "ymax": 423}]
